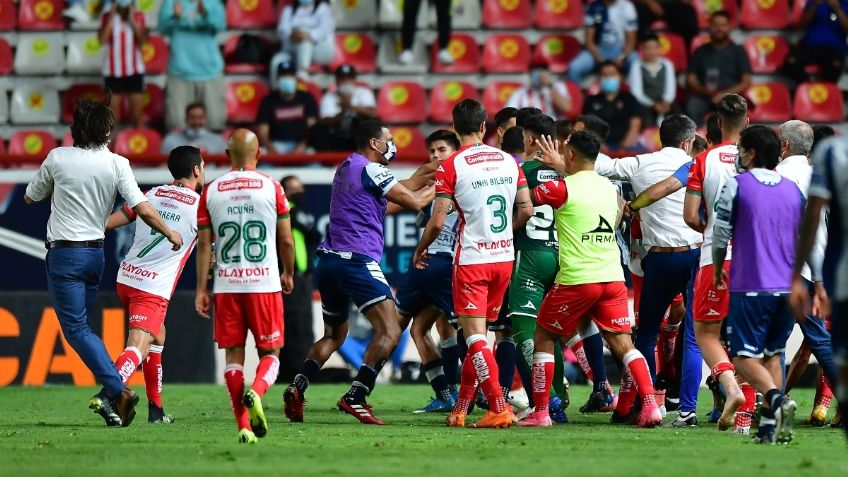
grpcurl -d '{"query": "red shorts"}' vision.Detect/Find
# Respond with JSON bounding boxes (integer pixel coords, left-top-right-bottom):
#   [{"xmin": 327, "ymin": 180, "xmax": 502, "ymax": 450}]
[
  {"xmin": 537, "ymin": 282, "xmax": 631, "ymax": 336},
  {"xmin": 631, "ymin": 274, "xmax": 683, "ymax": 327},
  {"xmin": 214, "ymin": 292, "xmax": 284, "ymax": 349},
  {"xmin": 453, "ymin": 261, "xmax": 512, "ymax": 321},
  {"xmin": 116, "ymin": 283, "xmax": 168, "ymax": 337},
  {"xmin": 694, "ymin": 263, "xmax": 731, "ymax": 322}
]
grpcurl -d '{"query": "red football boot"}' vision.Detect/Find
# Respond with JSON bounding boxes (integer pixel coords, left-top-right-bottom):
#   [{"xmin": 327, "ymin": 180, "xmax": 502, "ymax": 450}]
[
  {"xmin": 338, "ymin": 398, "xmax": 386, "ymax": 425},
  {"xmin": 283, "ymin": 385, "xmax": 305, "ymax": 423}
]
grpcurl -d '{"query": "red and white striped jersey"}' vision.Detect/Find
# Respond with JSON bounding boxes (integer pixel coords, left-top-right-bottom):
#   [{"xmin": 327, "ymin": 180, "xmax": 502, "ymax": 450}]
[
  {"xmin": 686, "ymin": 141, "xmax": 739, "ymax": 267},
  {"xmin": 198, "ymin": 169, "xmax": 290, "ymax": 294},
  {"xmin": 435, "ymin": 143, "xmax": 527, "ymax": 266},
  {"xmin": 117, "ymin": 183, "xmax": 199, "ymax": 300},
  {"xmin": 101, "ymin": 12, "xmax": 146, "ymax": 77}
]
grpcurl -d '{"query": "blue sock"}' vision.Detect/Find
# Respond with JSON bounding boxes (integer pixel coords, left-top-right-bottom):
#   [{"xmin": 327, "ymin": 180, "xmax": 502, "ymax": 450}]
[
  {"xmin": 495, "ymin": 337, "xmax": 517, "ymax": 398},
  {"xmin": 457, "ymin": 328, "xmax": 468, "ymax": 363},
  {"xmin": 582, "ymin": 331, "xmax": 608, "ymax": 394},
  {"xmin": 440, "ymin": 337, "xmax": 460, "ymax": 388}
]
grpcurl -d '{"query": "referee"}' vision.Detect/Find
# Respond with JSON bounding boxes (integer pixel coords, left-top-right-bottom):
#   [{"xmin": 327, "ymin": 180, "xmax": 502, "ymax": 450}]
[{"xmin": 24, "ymin": 97, "xmax": 183, "ymax": 427}]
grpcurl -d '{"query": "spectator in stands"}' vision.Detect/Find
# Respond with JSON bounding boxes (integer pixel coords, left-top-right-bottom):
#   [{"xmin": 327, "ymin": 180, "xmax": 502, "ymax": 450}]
[
  {"xmin": 583, "ymin": 61, "xmax": 643, "ymax": 150},
  {"xmin": 502, "ymin": 126, "xmax": 525, "ymax": 162},
  {"xmin": 312, "ymin": 64, "xmax": 377, "ymax": 151},
  {"xmin": 159, "ymin": 0, "xmax": 227, "ymax": 131},
  {"xmin": 399, "ymin": 0, "xmax": 452, "ymax": 66},
  {"xmin": 161, "ymin": 103, "xmax": 227, "ymax": 153},
  {"xmin": 568, "ymin": 0, "xmax": 639, "ymax": 84},
  {"xmin": 784, "ymin": 0, "xmax": 848, "ymax": 84},
  {"xmin": 629, "ymin": 33, "xmax": 677, "ymax": 126},
  {"xmin": 633, "ymin": 0, "xmax": 699, "ymax": 49},
  {"xmin": 493, "ymin": 107, "xmax": 518, "ymax": 149},
  {"xmin": 257, "ymin": 61, "xmax": 319, "ymax": 154},
  {"xmin": 276, "ymin": 0, "xmax": 335, "ymax": 78},
  {"xmin": 506, "ymin": 65, "xmax": 573, "ymax": 118},
  {"xmin": 705, "ymin": 113, "xmax": 721, "ymax": 147},
  {"xmin": 99, "ymin": 0, "xmax": 148, "ymax": 128},
  {"xmin": 685, "ymin": 11, "xmax": 751, "ymax": 126}
]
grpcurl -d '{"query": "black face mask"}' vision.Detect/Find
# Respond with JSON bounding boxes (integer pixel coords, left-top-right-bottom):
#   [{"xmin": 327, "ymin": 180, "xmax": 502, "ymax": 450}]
[{"xmin": 288, "ymin": 192, "xmax": 305, "ymax": 205}]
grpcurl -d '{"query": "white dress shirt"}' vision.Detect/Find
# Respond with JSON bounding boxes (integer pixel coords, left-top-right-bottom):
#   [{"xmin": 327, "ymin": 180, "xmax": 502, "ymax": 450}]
[
  {"xmin": 320, "ymin": 86, "xmax": 377, "ymax": 119},
  {"xmin": 776, "ymin": 154, "xmax": 827, "ymax": 282},
  {"xmin": 26, "ymin": 146, "xmax": 148, "ymax": 242},
  {"xmin": 596, "ymin": 147, "xmax": 702, "ymax": 247}
]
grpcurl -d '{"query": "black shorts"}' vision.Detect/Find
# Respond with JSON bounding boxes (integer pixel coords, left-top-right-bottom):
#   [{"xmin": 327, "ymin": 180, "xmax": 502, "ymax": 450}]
[{"xmin": 104, "ymin": 74, "xmax": 145, "ymax": 94}]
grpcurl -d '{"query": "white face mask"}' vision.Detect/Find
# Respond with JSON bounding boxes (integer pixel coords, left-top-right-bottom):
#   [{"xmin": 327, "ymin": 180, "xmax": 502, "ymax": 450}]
[{"xmin": 338, "ymin": 82, "xmax": 356, "ymax": 97}]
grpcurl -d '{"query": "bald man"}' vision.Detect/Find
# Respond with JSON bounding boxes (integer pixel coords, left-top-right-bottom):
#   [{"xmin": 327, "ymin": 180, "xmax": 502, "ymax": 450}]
[{"xmin": 195, "ymin": 128, "xmax": 296, "ymax": 444}]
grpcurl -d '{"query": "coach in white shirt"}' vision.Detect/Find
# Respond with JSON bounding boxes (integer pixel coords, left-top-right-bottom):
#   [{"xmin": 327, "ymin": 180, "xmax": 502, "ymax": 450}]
[
  {"xmin": 505, "ymin": 66, "xmax": 572, "ymax": 118},
  {"xmin": 24, "ymin": 98, "xmax": 182, "ymax": 427}
]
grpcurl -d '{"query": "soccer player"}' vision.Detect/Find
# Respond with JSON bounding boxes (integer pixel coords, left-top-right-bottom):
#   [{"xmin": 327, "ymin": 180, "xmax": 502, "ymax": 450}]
[
  {"xmin": 106, "ymin": 146, "xmax": 205, "ymax": 424},
  {"xmin": 493, "ymin": 107, "xmax": 518, "ymax": 150},
  {"xmin": 713, "ymin": 125, "xmax": 802, "ymax": 444},
  {"xmin": 194, "ymin": 129, "xmax": 296, "ymax": 444},
  {"xmin": 284, "ymin": 120, "xmax": 434, "ymax": 425},
  {"xmin": 414, "ymin": 99, "xmax": 533, "ymax": 428},
  {"xmin": 396, "ymin": 129, "xmax": 461, "ymax": 413},
  {"xmin": 518, "ymin": 131, "xmax": 662, "ymax": 429}
]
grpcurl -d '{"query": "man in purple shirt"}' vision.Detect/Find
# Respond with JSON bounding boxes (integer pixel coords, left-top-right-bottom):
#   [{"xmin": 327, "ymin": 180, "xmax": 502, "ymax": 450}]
[
  {"xmin": 712, "ymin": 125, "xmax": 805, "ymax": 445},
  {"xmin": 284, "ymin": 119, "xmax": 434, "ymax": 425}
]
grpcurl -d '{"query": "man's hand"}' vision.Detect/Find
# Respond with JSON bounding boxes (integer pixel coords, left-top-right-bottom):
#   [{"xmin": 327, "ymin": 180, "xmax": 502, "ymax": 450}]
[
  {"xmin": 167, "ymin": 230, "xmax": 183, "ymax": 250},
  {"xmin": 291, "ymin": 30, "xmax": 309, "ymax": 42},
  {"xmin": 195, "ymin": 291, "xmax": 211, "ymax": 318},
  {"xmin": 653, "ymin": 101, "xmax": 671, "ymax": 114},
  {"xmin": 281, "ymin": 272, "xmax": 294, "ymax": 294},
  {"xmin": 712, "ymin": 266, "xmax": 728, "ymax": 290},
  {"xmin": 788, "ymin": 277, "xmax": 810, "ymax": 323},
  {"xmin": 412, "ymin": 246, "xmax": 430, "ymax": 270},
  {"xmin": 539, "ymin": 71, "xmax": 553, "ymax": 87},
  {"xmin": 173, "ymin": 0, "xmax": 183, "ymax": 17},
  {"xmin": 340, "ymin": 93, "xmax": 353, "ymax": 110},
  {"xmin": 812, "ymin": 282, "xmax": 830, "ymax": 318},
  {"xmin": 710, "ymin": 92, "xmax": 725, "ymax": 104},
  {"xmin": 536, "ymin": 134, "xmax": 565, "ymax": 173}
]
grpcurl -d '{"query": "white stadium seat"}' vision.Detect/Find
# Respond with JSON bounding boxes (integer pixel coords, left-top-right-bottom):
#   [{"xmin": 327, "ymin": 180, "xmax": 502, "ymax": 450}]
[
  {"xmin": 14, "ymin": 33, "xmax": 65, "ymax": 75},
  {"xmin": 378, "ymin": 0, "xmax": 429, "ymax": 29},
  {"xmin": 332, "ymin": 0, "xmax": 377, "ymax": 29},
  {"xmin": 376, "ymin": 31, "xmax": 428, "ymax": 74},
  {"xmin": 65, "ymin": 33, "xmax": 103, "ymax": 75},
  {"xmin": 10, "ymin": 83, "xmax": 60, "ymax": 124}
]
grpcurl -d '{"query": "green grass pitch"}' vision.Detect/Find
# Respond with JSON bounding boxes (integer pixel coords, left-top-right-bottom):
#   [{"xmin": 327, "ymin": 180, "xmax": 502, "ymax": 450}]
[{"xmin": 0, "ymin": 384, "xmax": 844, "ymax": 476}]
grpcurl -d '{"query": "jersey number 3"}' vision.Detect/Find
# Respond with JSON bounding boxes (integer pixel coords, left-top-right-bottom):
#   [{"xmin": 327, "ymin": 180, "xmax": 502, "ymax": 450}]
[{"xmin": 487, "ymin": 194, "xmax": 507, "ymax": 233}]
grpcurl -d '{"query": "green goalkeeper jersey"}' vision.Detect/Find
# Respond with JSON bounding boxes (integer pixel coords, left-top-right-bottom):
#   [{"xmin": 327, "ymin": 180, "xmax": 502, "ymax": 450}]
[{"xmin": 514, "ymin": 160, "xmax": 560, "ymax": 253}]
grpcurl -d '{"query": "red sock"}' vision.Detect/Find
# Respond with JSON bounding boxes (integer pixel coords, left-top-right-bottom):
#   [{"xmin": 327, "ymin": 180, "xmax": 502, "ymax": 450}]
[
  {"xmin": 224, "ymin": 364, "xmax": 250, "ymax": 431},
  {"xmin": 144, "ymin": 345, "xmax": 164, "ymax": 408},
  {"xmin": 739, "ymin": 383, "xmax": 757, "ymax": 413},
  {"xmin": 658, "ymin": 324, "xmax": 679, "ymax": 380},
  {"xmin": 466, "ymin": 334, "xmax": 505, "ymax": 413},
  {"xmin": 251, "ymin": 355, "xmax": 280, "ymax": 398},
  {"xmin": 532, "ymin": 352, "xmax": 554, "ymax": 412},
  {"xmin": 623, "ymin": 349, "xmax": 656, "ymax": 408},
  {"xmin": 115, "ymin": 346, "xmax": 142, "ymax": 384},
  {"xmin": 567, "ymin": 336, "xmax": 594, "ymax": 381},
  {"xmin": 616, "ymin": 368, "xmax": 637, "ymax": 415},
  {"xmin": 454, "ymin": 353, "xmax": 479, "ymax": 415},
  {"xmin": 817, "ymin": 373, "xmax": 834, "ymax": 408}
]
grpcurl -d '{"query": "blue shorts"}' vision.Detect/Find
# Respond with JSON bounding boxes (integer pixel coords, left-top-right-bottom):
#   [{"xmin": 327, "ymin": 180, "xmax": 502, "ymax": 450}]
[
  {"xmin": 832, "ymin": 300, "xmax": 848, "ymax": 366},
  {"xmin": 315, "ymin": 249, "xmax": 394, "ymax": 326},
  {"xmin": 727, "ymin": 292, "xmax": 795, "ymax": 359},
  {"xmin": 488, "ymin": 290, "xmax": 511, "ymax": 332},
  {"xmin": 395, "ymin": 252, "xmax": 454, "ymax": 322}
]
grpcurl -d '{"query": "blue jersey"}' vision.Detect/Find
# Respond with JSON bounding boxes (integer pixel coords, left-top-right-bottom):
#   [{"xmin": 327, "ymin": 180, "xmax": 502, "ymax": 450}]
[{"xmin": 809, "ymin": 137, "xmax": 848, "ymax": 301}]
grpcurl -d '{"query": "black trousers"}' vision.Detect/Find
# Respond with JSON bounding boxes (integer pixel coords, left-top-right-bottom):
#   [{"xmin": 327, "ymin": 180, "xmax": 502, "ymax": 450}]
[
  {"xmin": 635, "ymin": 0, "xmax": 699, "ymax": 49},
  {"xmin": 783, "ymin": 45, "xmax": 847, "ymax": 84},
  {"xmin": 279, "ymin": 272, "xmax": 315, "ymax": 382},
  {"xmin": 401, "ymin": 0, "xmax": 451, "ymax": 50}
]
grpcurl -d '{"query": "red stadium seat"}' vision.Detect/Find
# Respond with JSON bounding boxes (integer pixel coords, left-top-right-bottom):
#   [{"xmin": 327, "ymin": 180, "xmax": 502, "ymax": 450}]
[
  {"xmin": 431, "ymin": 33, "xmax": 480, "ymax": 74},
  {"xmin": 483, "ymin": 0, "xmax": 531, "ymax": 29},
  {"xmin": 791, "ymin": 0, "xmax": 806, "ymax": 26},
  {"xmin": 226, "ymin": 81, "xmax": 270, "ymax": 123},
  {"xmin": 8, "ymin": 130, "xmax": 56, "ymax": 157},
  {"xmin": 0, "ymin": 0, "xmax": 17, "ymax": 30},
  {"xmin": 793, "ymin": 82, "xmax": 845, "ymax": 123},
  {"xmin": 532, "ymin": 35, "xmax": 581, "ymax": 74},
  {"xmin": 62, "ymin": 83, "xmax": 103, "ymax": 124},
  {"xmin": 563, "ymin": 80, "xmax": 583, "ymax": 120},
  {"xmin": 741, "ymin": 0, "xmax": 789, "ymax": 29},
  {"xmin": 429, "ymin": 81, "xmax": 478, "ymax": 123},
  {"xmin": 391, "ymin": 126, "xmax": 426, "ymax": 156},
  {"xmin": 226, "ymin": 0, "xmax": 275, "ymax": 28},
  {"xmin": 743, "ymin": 35, "xmax": 789, "ymax": 74},
  {"xmin": 141, "ymin": 35, "xmax": 169, "ymax": 75},
  {"xmin": 689, "ymin": 33, "xmax": 710, "ymax": 55},
  {"xmin": 222, "ymin": 35, "xmax": 269, "ymax": 74},
  {"xmin": 131, "ymin": 84, "xmax": 165, "ymax": 124},
  {"xmin": 297, "ymin": 80, "xmax": 322, "ymax": 105},
  {"xmin": 18, "ymin": 0, "xmax": 64, "ymax": 30},
  {"xmin": 328, "ymin": 33, "xmax": 376, "ymax": 73},
  {"xmin": 0, "ymin": 38, "xmax": 12, "ymax": 75},
  {"xmin": 482, "ymin": 34, "xmax": 530, "ymax": 73},
  {"xmin": 746, "ymin": 82, "xmax": 791, "ymax": 123},
  {"xmin": 533, "ymin": 0, "xmax": 582, "ymax": 29},
  {"xmin": 113, "ymin": 128, "xmax": 163, "ymax": 157},
  {"xmin": 482, "ymin": 81, "xmax": 522, "ymax": 117},
  {"xmin": 692, "ymin": 0, "xmax": 737, "ymax": 29},
  {"xmin": 656, "ymin": 32, "xmax": 687, "ymax": 72},
  {"xmin": 377, "ymin": 81, "xmax": 427, "ymax": 123}
]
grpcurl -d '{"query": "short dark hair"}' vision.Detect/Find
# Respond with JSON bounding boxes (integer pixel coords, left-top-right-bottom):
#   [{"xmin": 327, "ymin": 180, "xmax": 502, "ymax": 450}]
[
  {"xmin": 692, "ymin": 135, "xmax": 708, "ymax": 155},
  {"xmin": 641, "ymin": 32, "xmax": 660, "ymax": 44},
  {"xmin": 659, "ymin": 114, "xmax": 697, "ymax": 148},
  {"xmin": 717, "ymin": 94, "xmax": 748, "ymax": 132},
  {"xmin": 555, "ymin": 120, "xmax": 574, "ymax": 141},
  {"xmin": 568, "ymin": 130, "xmax": 601, "ymax": 162},
  {"xmin": 452, "ymin": 99, "xmax": 488, "ymax": 136},
  {"xmin": 71, "ymin": 93, "xmax": 115, "ymax": 149},
  {"xmin": 739, "ymin": 125, "xmax": 781, "ymax": 170},
  {"xmin": 705, "ymin": 113, "xmax": 722, "ymax": 145},
  {"xmin": 522, "ymin": 114, "xmax": 556, "ymax": 139},
  {"xmin": 167, "ymin": 145, "xmax": 203, "ymax": 180},
  {"xmin": 353, "ymin": 119, "xmax": 386, "ymax": 150},
  {"xmin": 494, "ymin": 107, "xmax": 518, "ymax": 129},
  {"xmin": 281, "ymin": 175, "xmax": 298, "ymax": 189},
  {"xmin": 812, "ymin": 125, "xmax": 836, "ymax": 151},
  {"xmin": 576, "ymin": 114, "xmax": 610, "ymax": 142},
  {"xmin": 598, "ymin": 60, "xmax": 621, "ymax": 75},
  {"xmin": 710, "ymin": 10, "xmax": 731, "ymax": 22},
  {"xmin": 426, "ymin": 129, "xmax": 460, "ymax": 151},
  {"xmin": 501, "ymin": 126, "xmax": 525, "ymax": 155},
  {"xmin": 516, "ymin": 107, "xmax": 543, "ymax": 127},
  {"xmin": 185, "ymin": 102, "xmax": 206, "ymax": 116}
]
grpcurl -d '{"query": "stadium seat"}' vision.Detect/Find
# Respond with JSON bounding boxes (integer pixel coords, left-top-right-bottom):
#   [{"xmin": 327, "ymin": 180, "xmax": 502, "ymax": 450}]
[
  {"xmin": 120, "ymin": 84, "xmax": 165, "ymax": 124},
  {"xmin": 61, "ymin": 129, "xmax": 73, "ymax": 146},
  {"xmin": 563, "ymin": 80, "xmax": 583, "ymax": 120},
  {"xmin": 0, "ymin": 0, "xmax": 17, "ymax": 30},
  {"xmin": 746, "ymin": 82, "xmax": 791, "ymax": 123},
  {"xmin": 222, "ymin": 35, "xmax": 268, "ymax": 74},
  {"xmin": 741, "ymin": 0, "xmax": 788, "ymax": 29},
  {"xmin": 379, "ymin": 0, "xmax": 429, "ymax": 29},
  {"xmin": 62, "ymin": 84, "xmax": 103, "ymax": 124},
  {"xmin": 137, "ymin": 0, "xmax": 162, "ymax": 28},
  {"xmin": 297, "ymin": 80, "xmax": 322, "ymax": 105},
  {"xmin": 448, "ymin": 0, "xmax": 482, "ymax": 29},
  {"xmin": 656, "ymin": 32, "xmax": 687, "ymax": 72},
  {"xmin": 743, "ymin": 35, "xmax": 789, "ymax": 74},
  {"xmin": 532, "ymin": 34, "xmax": 581, "ymax": 74},
  {"xmin": 533, "ymin": 0, "xmax": 582, "ymax": 29},
  {"xmin": 65, "ymin": 33, "xmax": 102, "ymax": 75},
  {"xmin": 377, "ymin": 32, "xmax": 429, "ymax": 73},
  {"xmin": 432, "ymin": 33, "xmax": 480, "ymax": 73},
  {"xmin": 0, "ymin": 90, "xmax": 8, "ymax": 124},
  {"xmin": 227, "ymin": 0, "xmax": 275, "ymax": 28},
  {"xmin": 429, "ymin": 80, "xmax": 478, "ymax": 123},
  {"xmin": 483, "ymin": 0, "xmax": 531, "ymax": 29},
  {"xmin": 482, "ymin": 81, "xmax": 522, "ymax": 117},
  {"xmin": 692, "ymin": 0, "xmax": 737, "ymax": 28},
  {"xmin": 333, "ymin": 0, "xmax": 377, "ymax": 29},
  {"xmin": 14, "ymin": 33, "xmax": 64, "ymax": 75},
  {"xmin": 114, "ymin": 127, "xmax": 163, "ymax": 157},
  {"xmin": 329, "ymin": 33, "xmax": 377, "ymax": 73},
  {"xmin": 791, "ymin": 0, "xmax": 806, "ymax": 26},
  {"xmin": 793, "ymin": 82, "xmax": 845, "ymax": 123},
  {"xmin": 11, "ymin": 83, "xmax": 59, "ymax": 124},
  {"xmin": 392, "ymin": 126, "xmax": 426, "ymax": 156},
  {"xmin": 8, "ymin": 130, "xmax": 56, "ymax": 157},
  {"xmin": 0, "ymin": 38, "xmax": 12, "ymax": 75},
  {"xmin": 142, "ymin": 35, "xmax": 169, "ymax": 75},
  {"xmin": 482, "ymin": 34, "xmax": 530, "ymax": 73},
  {"xmin": 377, "ymin": 81, "xmax": 428, "ymax": 123},
  {"xmin": 226, "ymin": 81, "xmax": 270, "ymax": 123},
  {"xmin": 18, "ymin": 0, "xmax": 64, "ymax": 30}
]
